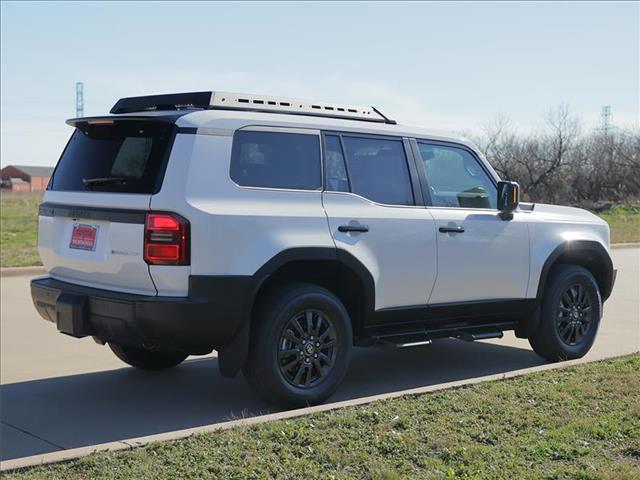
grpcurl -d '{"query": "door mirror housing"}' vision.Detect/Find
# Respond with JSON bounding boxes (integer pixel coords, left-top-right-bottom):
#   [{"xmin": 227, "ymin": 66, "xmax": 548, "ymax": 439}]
[{"xmin": 497, "ymin": 181, "xmax": 520, "ymax": 219}]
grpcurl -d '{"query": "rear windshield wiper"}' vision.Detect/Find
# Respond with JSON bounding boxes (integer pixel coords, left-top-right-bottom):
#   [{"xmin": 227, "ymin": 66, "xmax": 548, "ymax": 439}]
[{"xmin": 82, "ymin": 176, "xmax": 128, "ymax": 188}]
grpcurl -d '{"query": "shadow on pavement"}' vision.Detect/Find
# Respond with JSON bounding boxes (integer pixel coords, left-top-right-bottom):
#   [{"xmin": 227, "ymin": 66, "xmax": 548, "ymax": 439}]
[{"xmin": 0, "ymin": 339, "xmax": 544, "ymax": 461}]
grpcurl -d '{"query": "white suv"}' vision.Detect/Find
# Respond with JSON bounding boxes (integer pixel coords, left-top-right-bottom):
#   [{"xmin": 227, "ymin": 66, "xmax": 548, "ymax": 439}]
[{"xmin": 31, "ymin": 91, "xmax": 616, "ymax": 407}]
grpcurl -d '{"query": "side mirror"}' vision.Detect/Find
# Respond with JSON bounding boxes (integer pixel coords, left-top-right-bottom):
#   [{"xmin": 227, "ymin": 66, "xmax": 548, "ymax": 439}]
[{"xmin": 497, "ymin": 181, "xmax": 520, "ymax": 219}]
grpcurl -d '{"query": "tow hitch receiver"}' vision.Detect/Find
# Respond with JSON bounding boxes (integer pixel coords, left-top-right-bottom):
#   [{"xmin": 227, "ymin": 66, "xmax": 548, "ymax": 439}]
[{"xmin": 55, "ymin": 293, "xmax": 91, "ymax": 338}]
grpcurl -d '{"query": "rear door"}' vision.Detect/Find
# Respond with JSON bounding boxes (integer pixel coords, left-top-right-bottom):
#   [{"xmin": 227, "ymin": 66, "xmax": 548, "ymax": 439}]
[
  {"xmin": 321, "ymin": 133, "xmax": 437, "ymax": 314},
  {"xmin": 38, "ymin": 119, "xmax": 174, "ymax": 295}
]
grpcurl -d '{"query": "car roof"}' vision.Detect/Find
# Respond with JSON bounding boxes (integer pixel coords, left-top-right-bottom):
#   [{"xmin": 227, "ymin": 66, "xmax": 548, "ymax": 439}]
[
  {"xmin": 173, "ymin": 109, "xmax": 481, "ymax": 152},
  {"xmin": 69, "ymin": 106, "xmax": 486, "ymax": 161}
]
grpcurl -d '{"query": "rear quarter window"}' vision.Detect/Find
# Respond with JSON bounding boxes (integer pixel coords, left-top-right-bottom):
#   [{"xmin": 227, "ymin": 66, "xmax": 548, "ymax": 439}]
[
  {"xmin": 50, "ymin": 122, "xmax": 173, "ymax": 193},
  {"xmin": 230, "ymin": 130, "xmax": 321, "ymax": 190}
]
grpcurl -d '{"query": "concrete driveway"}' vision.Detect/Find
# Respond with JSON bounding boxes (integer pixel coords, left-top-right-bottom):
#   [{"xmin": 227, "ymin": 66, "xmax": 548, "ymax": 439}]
[{"xmin": 1, "ymin": 247, "xmax": 638, "ymax": 462}]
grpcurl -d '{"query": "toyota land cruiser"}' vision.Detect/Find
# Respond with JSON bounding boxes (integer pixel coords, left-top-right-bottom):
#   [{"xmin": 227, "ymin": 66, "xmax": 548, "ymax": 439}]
[{"xmin": 31, "ymin": 91, "xmax": 616, "ymax": 407}]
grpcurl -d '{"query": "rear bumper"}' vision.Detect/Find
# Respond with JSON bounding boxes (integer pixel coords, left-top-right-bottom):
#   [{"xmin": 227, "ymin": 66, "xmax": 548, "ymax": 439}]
[{"xmin": 31, "ymin": 276, "xmax": 253, "ymax": 353}]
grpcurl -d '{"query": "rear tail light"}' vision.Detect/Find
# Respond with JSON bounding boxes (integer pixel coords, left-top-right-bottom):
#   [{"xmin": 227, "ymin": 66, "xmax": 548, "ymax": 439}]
[{"xmin": 144, "ymin": 213, "xmax": 189, "ymax": 265}]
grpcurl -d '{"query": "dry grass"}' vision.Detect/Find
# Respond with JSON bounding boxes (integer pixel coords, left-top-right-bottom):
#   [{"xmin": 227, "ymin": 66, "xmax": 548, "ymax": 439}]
[{"xmin": 0, "ymin": 191, "xmax": 42, "ymax": 267}]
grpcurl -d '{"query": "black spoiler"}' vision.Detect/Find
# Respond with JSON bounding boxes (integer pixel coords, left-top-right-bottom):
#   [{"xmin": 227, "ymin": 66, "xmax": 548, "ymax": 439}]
[
  {"xmin": 66, "ymin": 112, "xmax": 191, "ymax": 127},
  {"xmin": 110, "ymin": 92, "xmax": 212, "ymax": 114}
]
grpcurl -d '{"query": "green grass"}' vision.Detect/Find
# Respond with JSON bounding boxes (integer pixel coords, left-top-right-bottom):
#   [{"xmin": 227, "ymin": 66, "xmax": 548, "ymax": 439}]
[
  {"xmin": 0, "ymin": 193, "xmax": 637, "ymax": 268},
  {"xmin": 0, "ymin": 191, "xmax": 42, "ymax": 268},
  {"xmin": 598, "ymin": 203, "xmax": 640, "ymax": 244},
  {"xmin": 7, "ymin": 354, "xmax": 640, "ymax": 480}
]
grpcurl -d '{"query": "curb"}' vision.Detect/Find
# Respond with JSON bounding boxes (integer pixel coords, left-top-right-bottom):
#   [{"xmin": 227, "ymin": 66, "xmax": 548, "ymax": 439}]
[
  {"xmin": 0, "ymin": 244, "xmax": 636, "ymax": 278},
  {"xmin": 611, "ymin": 242, "xmax": 640, "ymax": 249},
  {"xmin": 2, "ymin": 353, "xmax": 637, "ymax": 472},
  {"xmin": 0, "ymin": 266, "xmax": 45, "ymax": 277}
]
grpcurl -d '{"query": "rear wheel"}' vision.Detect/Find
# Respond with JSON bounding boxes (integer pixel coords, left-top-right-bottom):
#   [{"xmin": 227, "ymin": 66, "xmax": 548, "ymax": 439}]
[
  {"xmin": 108, "ymin": 343, "xmax": 188, "ymax": 371},
  {"xmin": 243, "ymin": 284, "xmax": 353, "ymax": 408},
  {"xmin": 529, "ymin": 264, "xmax": 602, "ymax": 361}
]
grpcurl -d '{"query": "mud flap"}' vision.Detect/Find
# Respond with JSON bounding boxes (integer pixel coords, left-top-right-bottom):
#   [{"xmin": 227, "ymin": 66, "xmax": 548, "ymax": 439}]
[
  {"xmin": 217, "ymin": 319, "xmax": 250, "ymax": 378},
  {"xmin": 515, "ymin": 305, "xmax": 541, "ymax": 338}
]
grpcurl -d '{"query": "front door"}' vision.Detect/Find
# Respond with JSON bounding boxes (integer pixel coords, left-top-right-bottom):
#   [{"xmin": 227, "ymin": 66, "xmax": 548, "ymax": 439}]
[
  {"xmin": 414, "ymin": 141, "xmax": 530, "ymax": 304},
  {"xmin": 322, "ymin": 133, "xmax": 437, "ymax": 312}
]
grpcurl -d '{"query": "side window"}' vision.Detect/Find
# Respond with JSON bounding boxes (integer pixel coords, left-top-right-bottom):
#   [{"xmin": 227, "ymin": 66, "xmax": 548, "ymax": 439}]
[
  {"xmin": 342, "ymin": 136, "xmax": 414, "ymax": 205},
  {"xmin": 324, "ymin": 135, "xmax": 349, "ymax": 192},
  {"xmin": 230, "ymin": 130, "xmax": 321, "ymax": 190},
  {"xmin": 418, "ymin": 143, "xmax": 497, "ymax": 209}
]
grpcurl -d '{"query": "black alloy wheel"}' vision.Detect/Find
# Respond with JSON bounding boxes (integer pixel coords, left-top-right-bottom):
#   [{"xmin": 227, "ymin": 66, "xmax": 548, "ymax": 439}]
[
  {"xmin": 277, "ymin": 309, "xmax": 337, "ymax": 388},
  {"xmin": 556, "ymin": 283, "xmax": 593, "ymax": 346},
  {"xmin": 243, "ymin": 283, "xmax": 353, "ymax": 408},
  {"xmin": 529, "ymin": 264, "xmax": 602, "ymax": 362}
]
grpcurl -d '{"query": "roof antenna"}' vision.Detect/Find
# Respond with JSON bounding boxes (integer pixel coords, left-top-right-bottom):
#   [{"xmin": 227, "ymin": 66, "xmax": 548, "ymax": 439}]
[{"xmin": 371, "ymin": 106, "xmax": 397, "ymax": 125}]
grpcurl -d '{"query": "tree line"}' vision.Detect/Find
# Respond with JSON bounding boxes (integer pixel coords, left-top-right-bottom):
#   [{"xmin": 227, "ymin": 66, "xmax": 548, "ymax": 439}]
[{"xmin": 474, "ymin": 105, "xmax": 639, "ymax": 209}]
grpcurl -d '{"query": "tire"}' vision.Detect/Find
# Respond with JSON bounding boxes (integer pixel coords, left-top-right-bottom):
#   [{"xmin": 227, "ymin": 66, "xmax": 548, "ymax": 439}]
[
  {"xmin": 529, "ymin": 264, "xmax": 602, "ymax": 361},
  {"xmin": 242, "ymin": 283, "xmax": 353, "ymax": 408},
  {"xmin": 108, "ymin": 343, "xmax": 188, "ymax": 371}
]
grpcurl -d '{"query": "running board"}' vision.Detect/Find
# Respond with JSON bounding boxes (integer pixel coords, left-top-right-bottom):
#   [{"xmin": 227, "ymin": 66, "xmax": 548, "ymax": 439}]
[
  {"xmin": 374, "ymin": 333, "xmax": 432, "ymax": 349},
  {"xmin": 392, "ymin": 339, "xmax": 433, "ymax": 349},
  {"xmin": 366, "ymin": 322, "xmax": 516, "ymax": 349},
  {"xmin": 456, "ymin": 331, "xmax": 504, "ymax": 342}
]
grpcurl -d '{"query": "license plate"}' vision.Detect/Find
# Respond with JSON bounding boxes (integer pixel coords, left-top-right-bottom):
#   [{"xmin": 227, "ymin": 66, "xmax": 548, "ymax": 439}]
[{"xmin": 69, "ymin": 224, "xmax": 98, "ymax": 251}]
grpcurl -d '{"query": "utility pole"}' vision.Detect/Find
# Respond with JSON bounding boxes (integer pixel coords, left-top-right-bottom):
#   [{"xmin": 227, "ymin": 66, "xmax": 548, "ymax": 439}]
[
  {"xmin": 600, "ymin": 105, "xmax": 611, "ymax": 136},
  {"xmin": 76, "ymin": 82, "xmax": 84, "ymax": 117}
]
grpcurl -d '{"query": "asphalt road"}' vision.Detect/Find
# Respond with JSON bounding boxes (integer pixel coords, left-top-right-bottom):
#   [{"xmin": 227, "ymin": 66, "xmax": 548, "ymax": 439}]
[{"xmin": 1, "ymin": 248, "xmax": 638, "ymax": 462}]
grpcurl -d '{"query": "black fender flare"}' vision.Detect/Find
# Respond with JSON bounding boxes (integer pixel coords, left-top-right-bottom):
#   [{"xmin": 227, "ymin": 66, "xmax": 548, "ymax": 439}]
[
  {"xmin": 515, "ymin": 240, "xmax": 614, "ymax": 339},
  {"xmin": 535, "ymin": 240, "xmax": 615, "ymax": 303},
  {"xmin": 217, "ymin": 247, "xmax": 375, "ymax": 377}
]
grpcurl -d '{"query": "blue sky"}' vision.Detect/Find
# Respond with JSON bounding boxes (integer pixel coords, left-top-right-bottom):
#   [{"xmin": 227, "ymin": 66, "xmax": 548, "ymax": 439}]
[{"xmin": 1, "ymin": 1, "xmax": 638, "ymax": 167}]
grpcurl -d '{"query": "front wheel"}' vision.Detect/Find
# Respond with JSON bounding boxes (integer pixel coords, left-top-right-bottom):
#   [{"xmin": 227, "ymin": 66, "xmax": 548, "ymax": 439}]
[
  {"xmin": 243, "ymin": 284, "xmax": 353, "ymax": 408},
  {"xmin": 108, "ymin": 343, "xmax": 188, "ymax": 371},
  {"xmin": 529, "ymin": 264, "xmax": 602, "ymax": 361}
]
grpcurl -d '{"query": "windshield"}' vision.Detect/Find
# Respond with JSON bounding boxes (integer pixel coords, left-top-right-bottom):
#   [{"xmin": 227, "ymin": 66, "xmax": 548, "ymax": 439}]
[{"xmin": 49, "ymin": 121, "xmax": 173, "ymax": 193}]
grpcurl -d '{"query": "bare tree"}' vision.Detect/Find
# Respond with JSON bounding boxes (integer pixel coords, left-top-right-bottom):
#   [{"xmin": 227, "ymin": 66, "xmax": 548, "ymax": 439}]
[{"xmin": 474, "ymin": 105, "xmax": 639, "ymax": 206}]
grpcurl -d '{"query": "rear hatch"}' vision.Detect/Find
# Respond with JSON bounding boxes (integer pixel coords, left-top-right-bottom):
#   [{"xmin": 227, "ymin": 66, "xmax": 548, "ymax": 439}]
[{"xmin": 39, "ymin": 118, "xmax": 175, "ymax": 295}]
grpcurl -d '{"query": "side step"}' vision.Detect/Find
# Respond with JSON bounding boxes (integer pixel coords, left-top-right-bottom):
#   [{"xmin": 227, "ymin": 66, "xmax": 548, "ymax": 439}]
[
  {"xmin": 455, "ymin": 331, "xmax": 504, "ymax": 342},
  {"xmin": 375, "ymin": 333, "xmax": 432, "ymax": 349},
  {"xmin": 368, "ymin": 322, "xmax": 515, "ymax": 349}
]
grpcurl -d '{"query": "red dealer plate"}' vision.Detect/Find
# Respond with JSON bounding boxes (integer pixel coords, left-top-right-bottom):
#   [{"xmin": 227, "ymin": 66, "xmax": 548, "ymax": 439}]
[{"xmin": 69, "ymin": 224, "xmax": 98, "ymax": 251}]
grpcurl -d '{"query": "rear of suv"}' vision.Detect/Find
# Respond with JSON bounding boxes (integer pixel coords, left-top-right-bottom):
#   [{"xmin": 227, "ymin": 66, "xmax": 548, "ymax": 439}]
[{"xmin": 31, "ymin": 91, "xmax": 616, "ymax": 407}]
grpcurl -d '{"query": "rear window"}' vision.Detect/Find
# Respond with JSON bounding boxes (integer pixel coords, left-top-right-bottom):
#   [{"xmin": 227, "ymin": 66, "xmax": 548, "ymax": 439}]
[
  {"xmin": 49, "ymin": 122, "xmax": 173, "ymax": 193},
  {"xmin": 342, "ymin": 136, "xmax": 414, "ymax": 205},
  {"xmin": 230, "ymin": 130, "xmax": 321, "ymax": 190}
]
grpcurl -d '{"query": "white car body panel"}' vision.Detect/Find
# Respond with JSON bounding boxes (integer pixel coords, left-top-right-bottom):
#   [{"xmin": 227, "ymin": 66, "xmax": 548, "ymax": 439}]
[
  {"xmin": 427, "ymin": 208, "xmax": 530, "ymax": 304},
  {"xmin": 150, "ymin": 133, "xmax": 334, "ymax": 283},
  {"xmin": 524, "ymin": 204, "xmax": 610, "ymax": 298},
  {"xmin": 38, "ymin": 191, "xmax": 155, "ymax": 295},
  {"xmin": 322, "ymin": 191, "xmax": 437, "ymax": 310}
]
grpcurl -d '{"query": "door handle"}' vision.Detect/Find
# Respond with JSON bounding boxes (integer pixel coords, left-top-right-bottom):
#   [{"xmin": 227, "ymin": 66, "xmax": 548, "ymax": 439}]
[
  {"xmin": 338, "ymin": 225, "xmax": 369, "ymax": 233},
  {"xmin": 439, "ymin": 226, "xmax": 465, "ymax": 234}
]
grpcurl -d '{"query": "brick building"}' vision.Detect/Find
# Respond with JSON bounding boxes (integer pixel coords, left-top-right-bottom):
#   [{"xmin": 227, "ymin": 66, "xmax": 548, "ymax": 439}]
[{"xmin": 0, "ymin": 165, "xmax": 54, "ymax": 192}]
